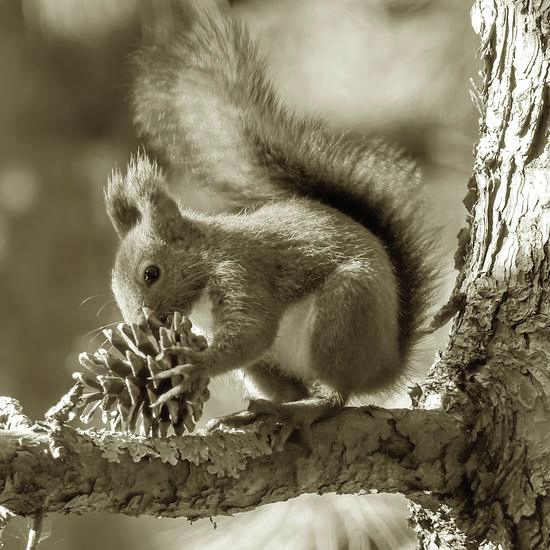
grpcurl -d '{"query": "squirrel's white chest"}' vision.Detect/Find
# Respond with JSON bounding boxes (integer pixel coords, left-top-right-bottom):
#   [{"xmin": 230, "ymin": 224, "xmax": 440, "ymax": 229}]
[
  {"xmin": 267, "ymin": 294, "xmax": 317, "ymax": 380},
  {"xmin": 188, "ymin": 291, "xmax": 215, "ymax": 339},
  {"xmin": 188, "ymin": 289, "xmax": 317, "ymax": 380}
]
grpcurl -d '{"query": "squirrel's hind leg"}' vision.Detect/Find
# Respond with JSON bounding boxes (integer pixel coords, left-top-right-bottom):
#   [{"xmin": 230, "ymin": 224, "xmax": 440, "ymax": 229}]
[{"xmin": 310, "ymin": 260, "xmax": 401, "ymax": 395}]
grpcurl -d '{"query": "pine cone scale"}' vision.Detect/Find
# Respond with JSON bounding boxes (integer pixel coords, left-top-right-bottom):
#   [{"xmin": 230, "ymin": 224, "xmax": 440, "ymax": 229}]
[{"xmin": 46, "ymin": 309, "xmax": 211, "ymax": 436}]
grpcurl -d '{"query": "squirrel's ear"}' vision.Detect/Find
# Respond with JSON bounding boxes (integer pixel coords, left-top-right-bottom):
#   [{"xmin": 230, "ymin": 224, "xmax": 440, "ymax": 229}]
[
  {"xmin": 105, "ymin": 168, "xmax": 141, "ymax": 238},
  {"xmin": 142, "ymin": 186, "xmax": 188, "ymax": 242}
]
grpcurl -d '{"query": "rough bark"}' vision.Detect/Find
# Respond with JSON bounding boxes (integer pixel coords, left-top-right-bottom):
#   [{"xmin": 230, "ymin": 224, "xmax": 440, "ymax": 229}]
[
  {"xmin": 0, "ymin": 404, "xmax": 466, "ymax": 519},
  {"xmin": 410, "ymin": 0, "xmax": 550, "ymax": 548}
]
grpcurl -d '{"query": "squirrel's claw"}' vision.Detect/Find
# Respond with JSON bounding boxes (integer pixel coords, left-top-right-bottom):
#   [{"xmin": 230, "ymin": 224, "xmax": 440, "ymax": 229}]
[
  {"xmin": 151, "ymin": 363, "xmax": 198, "ymax": 380},
  {"xmin": 151, "ymin": 363, "xmax": 210, "ymax": 406},
  {"xmin": 248, "ymin": 398, "xmax": 338, "ymax": 452}
]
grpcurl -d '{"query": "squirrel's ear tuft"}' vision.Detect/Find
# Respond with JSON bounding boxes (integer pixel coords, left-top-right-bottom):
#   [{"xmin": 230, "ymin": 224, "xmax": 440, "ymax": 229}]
[
  {"xmin": 105, "ymin": 168, "xmax": 141, "ymax": 239},
  {"xmin": 107, "ymin": 152, "xmax": 188, "ymax": 242}
]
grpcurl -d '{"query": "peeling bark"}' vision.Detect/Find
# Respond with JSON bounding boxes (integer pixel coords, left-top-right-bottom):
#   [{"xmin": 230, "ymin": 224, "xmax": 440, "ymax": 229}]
[{"xmin": 411, "ymin": 0, "xmax": 550, "ymax": 548}]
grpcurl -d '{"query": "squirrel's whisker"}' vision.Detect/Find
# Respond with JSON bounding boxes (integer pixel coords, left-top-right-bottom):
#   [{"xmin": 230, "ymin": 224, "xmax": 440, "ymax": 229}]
[
  {"xmin": 79, "ymin": 294, "xmax": 111, "ymax": 308},
  {"xmin": 96, "ymin": 299, "xmax": 116, "ymax": 318},
  {"xmin": 84, "ymin": 322, "xmax": 119, "ymax": 339}
]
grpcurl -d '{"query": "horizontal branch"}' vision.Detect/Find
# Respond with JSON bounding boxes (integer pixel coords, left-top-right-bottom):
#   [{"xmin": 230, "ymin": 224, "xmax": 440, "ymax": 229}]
[{"xmin": 0, "ymin": 405, "xmax": 467, "ymax": 520}]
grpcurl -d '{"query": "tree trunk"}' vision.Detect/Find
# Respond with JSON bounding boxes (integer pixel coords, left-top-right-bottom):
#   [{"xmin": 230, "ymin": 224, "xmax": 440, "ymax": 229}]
[
  {"xmin": 409, "ymin": 0, "xmax": 550, "ymax": 548},
  {"xmin": 1, "ymin": 1, "xmax": 549, "ymax": 548}
]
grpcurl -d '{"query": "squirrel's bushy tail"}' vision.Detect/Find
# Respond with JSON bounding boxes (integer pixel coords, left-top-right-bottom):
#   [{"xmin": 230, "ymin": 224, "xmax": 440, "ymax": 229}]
[{"xmin": 133, "ymin": 1, "xmax": 438, "ymax": 359}]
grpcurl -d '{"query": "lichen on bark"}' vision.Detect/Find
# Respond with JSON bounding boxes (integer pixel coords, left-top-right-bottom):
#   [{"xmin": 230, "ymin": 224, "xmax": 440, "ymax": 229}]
[{"xmin": 0, "ymin": 407, "xmax": 467, "ymax": 520}]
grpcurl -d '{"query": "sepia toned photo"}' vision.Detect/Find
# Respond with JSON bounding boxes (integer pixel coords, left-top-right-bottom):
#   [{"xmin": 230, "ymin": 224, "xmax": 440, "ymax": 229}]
[{"xmin": 1, "ymin": 1, "xmax": 548, "ymax": 549}]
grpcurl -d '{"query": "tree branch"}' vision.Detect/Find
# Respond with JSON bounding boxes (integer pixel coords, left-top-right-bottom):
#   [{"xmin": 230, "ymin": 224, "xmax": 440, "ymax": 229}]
[{"xmin": 0, "ymin": 405, "xmax": 466, "ymax": 520}]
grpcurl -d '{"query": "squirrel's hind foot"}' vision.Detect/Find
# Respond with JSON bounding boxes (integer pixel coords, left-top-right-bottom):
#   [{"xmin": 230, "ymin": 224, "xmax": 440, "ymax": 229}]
[
  {"xmin": 248, "ymin": 398, "xmax": 339, "ymax": 452},
  {"xmin": 205, "ymin": 398, "xmax": 338, "ymax": 452}
]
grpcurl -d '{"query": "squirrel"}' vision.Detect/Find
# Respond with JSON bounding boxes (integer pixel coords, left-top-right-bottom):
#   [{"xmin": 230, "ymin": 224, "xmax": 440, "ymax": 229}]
[{"xmin": 105, "ymin": 2, "xmax": 437, "ymax": 446}]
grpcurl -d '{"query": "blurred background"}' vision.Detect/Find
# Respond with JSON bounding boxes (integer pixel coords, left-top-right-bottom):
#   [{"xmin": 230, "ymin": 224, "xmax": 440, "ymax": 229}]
[{"xmin": 0, "ymin": 0, "xmax": 478, "ymax": 548}]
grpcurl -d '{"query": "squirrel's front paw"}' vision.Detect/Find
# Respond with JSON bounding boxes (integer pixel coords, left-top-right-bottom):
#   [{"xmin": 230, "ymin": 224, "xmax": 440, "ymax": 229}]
[{"xmin": 150, "ymin": 363, "xmax": 210, "ymax": 406}]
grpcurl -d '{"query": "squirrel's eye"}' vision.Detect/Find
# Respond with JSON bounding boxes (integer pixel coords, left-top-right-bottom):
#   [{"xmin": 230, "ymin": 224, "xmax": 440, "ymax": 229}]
[{"xmin": 143, "ymin": 265, "xmax": 161, "ymax": 285}]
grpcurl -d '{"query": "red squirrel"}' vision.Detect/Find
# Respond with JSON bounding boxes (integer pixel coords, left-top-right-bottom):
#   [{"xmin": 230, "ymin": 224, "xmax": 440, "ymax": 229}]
[{"xmin": 105, "ymin": 3, "xmax": 437, "ymax": 446}]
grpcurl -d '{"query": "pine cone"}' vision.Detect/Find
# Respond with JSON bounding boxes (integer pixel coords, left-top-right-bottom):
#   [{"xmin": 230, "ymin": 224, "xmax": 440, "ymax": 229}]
[{"xmin": 46, "ymin": 308, "xmax": 210, "ymax": 437}]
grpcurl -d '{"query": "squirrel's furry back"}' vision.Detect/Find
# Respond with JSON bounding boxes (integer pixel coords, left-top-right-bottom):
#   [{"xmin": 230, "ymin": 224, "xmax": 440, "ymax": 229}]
[{"xmin": 132, "ymin": 1, "xmax": 437, "ymax": 359}]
